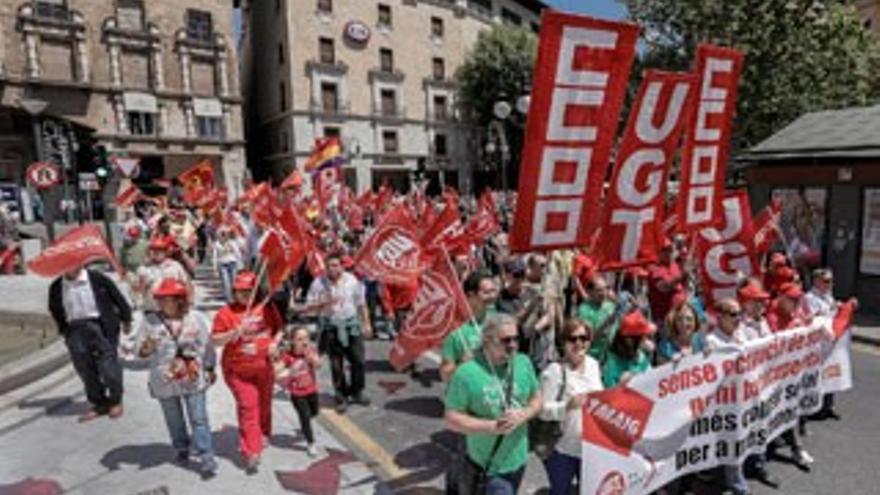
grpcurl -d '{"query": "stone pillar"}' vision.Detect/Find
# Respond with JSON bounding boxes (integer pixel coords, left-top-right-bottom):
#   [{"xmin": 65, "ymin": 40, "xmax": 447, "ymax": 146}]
[
  {"xmin": 183, "ymin": 102, "xmax": 195, "ymax": 137},
  {"xmin": 158, "ymin": 102, "xmax": 168, "ymax": 136},
  {"xmin": 222, "ymin": 104, "xmax": 232, "ymax": 140},
  {"xmin": 25, "ymin": 33, "xmax": 39, "ymax": 78},
  {"xmin": 76, "ymin": 36, "xmax": 89, "ymax": 82},
  {"xmin": 217, "ymin": 52, "xmax": 229, "ymax": 97},
  {"xmin": 179, "ymin": 49, "xmax": 192, "ymax": 94},
  {"xmin": 114, "ymin": 95, "xmax": 128, "ymax": 134},
  {"xmin": 152, "ymin": 44, "xmax": 165, "ymax": 91},
  {"xmin": 109, "ymin": 43, "xmax": 122, "ymax": 87}
]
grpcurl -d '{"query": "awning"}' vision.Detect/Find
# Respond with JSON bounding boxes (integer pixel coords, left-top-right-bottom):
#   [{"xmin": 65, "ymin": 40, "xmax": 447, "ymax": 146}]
[
  {"xmin": 123, "ymin": 92, "xmax": 158, "ymax": 113},
  {"xmin": 193, "ymin": 98, "xmax": 223, "ymax": 117}
]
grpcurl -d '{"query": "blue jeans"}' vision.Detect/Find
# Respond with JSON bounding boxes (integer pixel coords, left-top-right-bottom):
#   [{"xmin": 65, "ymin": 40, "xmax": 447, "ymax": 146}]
[
  {"xmin": 218, "ymin": 262, "xmax": 237, "ymax": 302},
  {"xmin": 722, "ymin": 464, "xmax": 749, "ymax": 494},
  {"xmin": 485, "ymin": 466, "xmax": 525, "ymax": 495},
  {"xmin": 543, "ymin": 451, "xmax": 580, "ymax": 495},
  {"xmin": 158, "ymin": 392, "xmax": 214, "ymax": 460}
]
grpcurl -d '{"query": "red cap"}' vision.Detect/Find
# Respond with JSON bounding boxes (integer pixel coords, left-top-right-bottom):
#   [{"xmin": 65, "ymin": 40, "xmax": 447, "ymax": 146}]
[
  {"xmin": 626, "ymin": 265, "xmax": 650, "ymax": 279},
  {"xmin": 233, "ymin": 271, "xmax": 257, "ymax": 291},
  {"xmin": 778, "ymin": 282, "xmax": 804, "ymax": 300},
  {"xmin": 619, "ymin": 311, "xmax": 657, "ymax": 337},
  {"xmin": 660, "ymin": 236, "xmax": 673, "ymax": 249},
  {"xmin": 737, "ymin": 282, "xmax": 770, "ymax": 301},
  {"xmin": 770, "ymin": 252, "xmax": 788, "ymax": 267},
  {"xmin": 342, "ymin": 256, "xmax": 355, "ymax": 270},
  {"xmin": 776, "ymin": 266, "xmax": 797, "ymax": 283},
  {"xmin": 153, "ymin": 278, "xmax": 188, "ymax": 298},
  {"xmin": 148, "ymin": 237, "xmax": 169, "ymax": 250},
  {"xmin": 127, "ymin": 226, "xmax": 141, "ymax": 238}
]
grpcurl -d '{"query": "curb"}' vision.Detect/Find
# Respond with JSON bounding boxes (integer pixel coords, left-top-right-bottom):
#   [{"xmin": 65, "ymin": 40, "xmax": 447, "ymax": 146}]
[
  {"xmin": 0, "ymin": 310, "xmax": 69, "ymax": 397},
  {"xmin": 853, "ymin": 333, "xmax": 880, "ymax": 348}
]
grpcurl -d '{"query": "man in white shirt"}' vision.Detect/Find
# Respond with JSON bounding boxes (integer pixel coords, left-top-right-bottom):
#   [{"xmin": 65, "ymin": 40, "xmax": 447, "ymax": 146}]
[
  {"xmin": 737, "ymin": 279, "xmax": 773, "ymax": 342},
  {"xmin": 49, "ymin": 264, "xmax": 132, "ymax": 422},
  {"xmin": 803, "ymin": 268, "xmax": 838, "ymax": 318},
  {"xmin": 302, "ymin": 253, "xmax": 372, "ymax": 413}
]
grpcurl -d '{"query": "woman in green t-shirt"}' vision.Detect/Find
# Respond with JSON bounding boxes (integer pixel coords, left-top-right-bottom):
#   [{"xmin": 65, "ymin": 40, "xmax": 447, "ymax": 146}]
[{"xmin": 602, "ymin": 311, "xmax": 656, "ymax": 388}]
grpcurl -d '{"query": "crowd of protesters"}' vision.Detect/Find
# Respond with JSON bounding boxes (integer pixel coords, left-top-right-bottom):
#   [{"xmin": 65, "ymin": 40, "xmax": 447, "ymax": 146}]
[{"xmin": 36, "ymin": 179, "xmax": 851, "ymax": 495}]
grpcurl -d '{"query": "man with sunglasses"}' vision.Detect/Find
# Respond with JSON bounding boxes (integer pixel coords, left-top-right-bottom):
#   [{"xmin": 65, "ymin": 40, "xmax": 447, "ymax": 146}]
[
  {"xmin": 445, "ymin": 313, "xmax": 543, "ymax": 495},
  {"xmin": 803, "ymin": 268, "xmax": 846, "ymax": 420}
]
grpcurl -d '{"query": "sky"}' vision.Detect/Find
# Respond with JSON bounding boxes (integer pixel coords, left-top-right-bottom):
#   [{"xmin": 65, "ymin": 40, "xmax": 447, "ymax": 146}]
[{"xmin": 545, "ymin": 0, "xmax": 626, "ymax": 19}]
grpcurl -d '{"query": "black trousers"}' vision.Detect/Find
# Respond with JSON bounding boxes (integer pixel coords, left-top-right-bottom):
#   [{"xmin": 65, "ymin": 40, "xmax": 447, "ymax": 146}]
[
  {"xmin": 326, "ymin": 334, "xmax": 366, "ymax": 398},
  {"xmin": 291, "ymin": 393, "xmax": 320, "ymax": 443},
  {"xmin": 65, "ymin": 319, "xmax": 123, "ymax": 412}
]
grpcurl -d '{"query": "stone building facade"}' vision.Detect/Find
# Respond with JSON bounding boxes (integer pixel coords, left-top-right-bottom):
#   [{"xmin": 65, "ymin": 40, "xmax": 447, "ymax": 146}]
[
  {"xmin": 0, "ymin": 0, "xmax": 246, "ymax": 209},
  {"xmin": 241, "ymin": 0, "xmax": 544, "ymax": 193}
]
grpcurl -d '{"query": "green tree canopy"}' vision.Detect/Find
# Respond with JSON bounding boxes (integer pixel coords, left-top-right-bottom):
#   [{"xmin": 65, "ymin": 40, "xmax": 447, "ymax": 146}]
[{"xmin": 623, "ymin": 0, "xmax": 880, "ymax": 149}]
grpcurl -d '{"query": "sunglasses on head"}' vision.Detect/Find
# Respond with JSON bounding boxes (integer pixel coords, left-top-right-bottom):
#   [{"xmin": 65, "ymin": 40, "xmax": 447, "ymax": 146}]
[{"xmin": 566, "ymin": 335, "xmax": 590, "ymax": 343}]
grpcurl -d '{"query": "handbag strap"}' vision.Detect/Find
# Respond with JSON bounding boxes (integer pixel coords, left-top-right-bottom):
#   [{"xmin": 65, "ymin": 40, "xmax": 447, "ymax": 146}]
[
  {"xmin": 482, "ymin": 360, "xmax": 516, "ymax": 474},
  {"xmin": 556, "ymin": 365, "xmax": 567, "ymax": 401}
]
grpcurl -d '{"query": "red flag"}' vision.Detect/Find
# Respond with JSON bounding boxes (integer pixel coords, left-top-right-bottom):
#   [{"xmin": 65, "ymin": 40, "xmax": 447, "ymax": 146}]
[
  {"xmin": 600, "ymin": 70, "xmax": 696, "ymax": 269},
  {"xmin": 280, "ymin": 168, "xmax": 304, "ymax": 190},
  {"xmin": 178, "ymin": 159, "xmax": 215, "ymax": 205},
  {"xmin": 695, "ymin": 190, "xmax": 758, "ymax": 309},
  {"xmin": 314, "ymin": 166, "xmax": 341, "ymax": 212},
  {"xmin": 478, "ymin": 189, "xmax": 495, "ymax": 215},
  {"xmin": 676, "ymin": 45, "xmax": 744, "ymax": 233},
  {"xmin": 277, "ymin": 207, "xmax": 312, "ymax": 275},
  {"xmin": 258, "ymin": 229, "xmax": 292, "ymax": 292},
  {"xmin": 420, "ymin": 199, "xmax": 462, "ymax": 248},
  {"xmin": 27, "ymin": 224, "xmax": 123, "ymax": 278},
  {"xmin": 832, "ymin": 299, "xmax": 857, "ymax": 340},
  {"xmin": 355, "ymin": 207, "xmax": 427, "ymax": 285},
  {"xmin": 510, "ymin": 12, "xmax": 639, "ymax": 252},
  {"xmin": 753, "ymin": 198, "xmax": 783, "ymax": 256},
  {"xmin": 465, "ymin": 206, "xmax": 501, "ymax": 246},
  {"xmin": 389, "ymin": 248, "xmax": 470, "ymax": 371}
]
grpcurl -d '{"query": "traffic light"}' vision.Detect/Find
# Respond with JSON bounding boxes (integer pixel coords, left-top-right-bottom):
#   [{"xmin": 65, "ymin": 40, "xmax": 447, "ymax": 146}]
[{"xmin": 94, "ymin": 145, "xmax": 111, "ymax": 185}]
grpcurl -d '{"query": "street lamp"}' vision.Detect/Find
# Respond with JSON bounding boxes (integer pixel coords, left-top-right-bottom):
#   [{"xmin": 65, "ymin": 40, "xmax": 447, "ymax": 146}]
[
  {"xmin": 486, "ymin": 92, "xmax": 531, "ymax": 194},
  {"xmin": 19, "ymin": 97, "xmax": 55, "ymax": 242}
]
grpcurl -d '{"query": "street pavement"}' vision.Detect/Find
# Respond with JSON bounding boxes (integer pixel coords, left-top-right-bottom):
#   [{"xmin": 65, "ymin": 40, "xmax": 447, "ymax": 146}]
[{"xmin": 2, "ymin": 269, "xmax": 880, "ymax": 494}]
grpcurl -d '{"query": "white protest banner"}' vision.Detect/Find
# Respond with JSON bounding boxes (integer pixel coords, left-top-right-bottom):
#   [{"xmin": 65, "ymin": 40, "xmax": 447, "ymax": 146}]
[{"xmin": 581, "ymin": 321, "xmax": 852, "ymax": 495}]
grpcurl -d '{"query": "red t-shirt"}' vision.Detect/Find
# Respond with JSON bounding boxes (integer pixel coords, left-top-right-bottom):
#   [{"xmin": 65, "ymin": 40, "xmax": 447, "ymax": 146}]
[
  {"xmin": 212, "ymin": 302, "xmax": 283, "ymax": 374},
  {"xmin": 280, "ymin": 350, "xmax": 319, "ymax": 397},
  {"xmin": 766, "ymin": 300, "xmax": 809, "ymax": 333},
  {"xmin": 648, "ymin": 262, "xmax": 684, "ymax": 321},
  {"xmin": 380, "ymin": 280, "xmax": 419, "ymax": 315}
]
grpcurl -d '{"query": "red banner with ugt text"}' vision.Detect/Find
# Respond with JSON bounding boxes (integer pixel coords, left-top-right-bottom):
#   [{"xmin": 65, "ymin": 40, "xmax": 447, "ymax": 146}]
[
  {"xmin": 510, "ymin": 11, "xmax": 639, "ymax": 252},
  {"xmin": 600, "ymin": 70, "xmax": 696, "ymax": 268},
  {"xmin": 389, "ymin": 248, "xmax": 471, "ymax": 371},
  {"xmin": 695, "ymin": 190, "xmax": 758, "ymax": 309},
  {"xmin": 676, "ymin": 45, "xmax": 744, "ymax": 233},
  {"xmin": 27, "ymin": 224, "xmax": 123, "ymax": 278}
]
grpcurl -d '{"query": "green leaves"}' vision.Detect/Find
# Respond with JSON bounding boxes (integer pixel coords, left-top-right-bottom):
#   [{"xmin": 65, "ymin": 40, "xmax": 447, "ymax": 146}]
[{"xmin": 623, "ymin": 0, "xmax": 880, "ymax": 149}]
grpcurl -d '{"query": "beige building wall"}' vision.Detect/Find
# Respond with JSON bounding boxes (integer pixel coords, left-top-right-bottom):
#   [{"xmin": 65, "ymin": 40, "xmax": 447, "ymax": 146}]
[
  {"xmin": 244, "ymin": 0, "xmax": 543, "ymax": 193},
  {"xmin": 855, "ymin": 0, "xmax": 879, "ymax": 33},
  {"xmin": 0, "ymin": 0, "xmax": 246, "ymax": 199}
]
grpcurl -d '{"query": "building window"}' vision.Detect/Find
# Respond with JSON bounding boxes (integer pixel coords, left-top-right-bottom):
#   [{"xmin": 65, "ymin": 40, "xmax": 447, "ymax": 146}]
[
  {"xmin": 383, "ymin": 130, "xmax": 399, "ymax": 153},
  {"xmin": 127, "ymin": 111, "xmax": 156, "ymax": 136},
  {"xmin": 380, "ymin": 48, "xmax": 394, "ymax": 73},
  {"xmin": 433, "ymin": 95, "xmax": 448, "ymax": 120},
  {"xmin": 186, "ymin": 9, "xmax": 213, "ymax": 43},
  {"xmin": 197, "ymin": 116, "xmax": 223, "ymax": 139},
  {"xmin": 317, "ymin": 0, "xmax": 332, "ymax": 13},
  {"xmin": 278, "ymin": 43, "xmax": 285, "ymax": 65},
  {"xmin": 116, "ymin": 0, "xmax": 144, "ymax": 31},
  {"xmin": 324, "ymin": 126, "xmax": 341, "ymax": 138},
  {"xmin": 432, "ymin": 58, "xmax": 446, "ymax": 80},
  {"xmin": 280, "ymin": 81, "xmax": 287, "ymax": 112},
  {"xmin": 319, "ymin": 37, "xmax": 335, "ymax": 64},
  {"xmin": 531, "ymin": 22, "xmax": 540, "ymax": 34},
  {"xmin": 431, "ymin": 17, "xmax": 444, "ymax": 38},
  {"xmin": 378, "ymin": 4, "xmax": 392, "ymax": 28},
  {"xmin": 380, "ymin": 89, "xmax": 397, "ymax": 116},
  {"xmin": 321, "ymin": 82, "xmax": 339, "ymax": 112},
  {"xmin": 434, "ymin": 133, "xmax": 448, "ymax": 157},
  {"xmin": 34, "ymin": 0, "xmax": 69, "ymax": 21},
  {"xmin": 467, "ymin": 0, "xmax": 492, "ymax": 15},
  {"xmin": 501, "ymin": 8, "xmax": 522, "ymax": 26}
]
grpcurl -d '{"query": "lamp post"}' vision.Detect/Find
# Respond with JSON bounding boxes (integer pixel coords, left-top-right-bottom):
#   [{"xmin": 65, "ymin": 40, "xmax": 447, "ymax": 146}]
[
  {"xmin": 486, "ymin": 93, "xmax": 531, "ymax": 211},
  {"xmin": 19, "ymin": 97, "xmax": 54, "ymax": 242}
]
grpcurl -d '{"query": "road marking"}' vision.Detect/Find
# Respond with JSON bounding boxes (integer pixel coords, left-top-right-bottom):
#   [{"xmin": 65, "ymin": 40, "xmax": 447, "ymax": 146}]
[{"xmin": 319, "ymin": 408, "xmax": 410, "ymax": 481}]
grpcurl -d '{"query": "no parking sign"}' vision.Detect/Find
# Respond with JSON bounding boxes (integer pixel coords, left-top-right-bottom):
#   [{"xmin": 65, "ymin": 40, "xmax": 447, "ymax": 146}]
[{"xmin": 26, "ymin": 162, "xmax": 62, "ymax": 190}]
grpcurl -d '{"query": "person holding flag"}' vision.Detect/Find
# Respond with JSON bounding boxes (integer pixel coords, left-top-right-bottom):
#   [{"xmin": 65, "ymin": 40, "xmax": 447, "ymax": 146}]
[
  {"xmin": 211, "ymin": 271, "xmax": 285, "ymax": 472},
  {"xmin": 439, "ymin": 270, "xmax": 499, "ymax": 382}
]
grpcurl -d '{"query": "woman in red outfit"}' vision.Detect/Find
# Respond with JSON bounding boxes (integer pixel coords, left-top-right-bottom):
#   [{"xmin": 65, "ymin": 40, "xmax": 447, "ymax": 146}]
[{"xmin": 211, "ymin": 271, "xmax": 284, "ymax": 472}]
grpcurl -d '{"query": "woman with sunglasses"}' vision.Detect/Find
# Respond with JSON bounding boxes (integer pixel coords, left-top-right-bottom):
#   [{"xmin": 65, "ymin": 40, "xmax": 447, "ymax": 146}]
[
  {"xmin": 602, "ymin": 311, "xmax": 656, "ymax": 388},
  {"xmin": 538, "ymin": 319, "xmax": 603, "ymax": 495}
]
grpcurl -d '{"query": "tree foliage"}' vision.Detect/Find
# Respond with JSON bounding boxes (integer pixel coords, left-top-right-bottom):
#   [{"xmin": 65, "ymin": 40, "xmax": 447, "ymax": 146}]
[
  {"xmin": 455, "ymin": 25, "xmax": 538, "ymax": 128},
  {"xmin": 623, "ymin": 0, "xmax": 880, "ymax": 149}
]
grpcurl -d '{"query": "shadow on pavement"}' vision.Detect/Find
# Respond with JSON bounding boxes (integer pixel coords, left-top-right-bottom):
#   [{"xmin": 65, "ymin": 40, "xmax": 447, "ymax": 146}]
[
  {"xmin": 381, "ymin": 430, "xmax": 456, "ymax": 493},
  {"xmin": 100, "ymin": 442, "xmax": 172, "ymax": 471},
  {"xmin": 17, "ymin": 396, "xmax": 90, "ymax": 417},
  {"xmin": 384, "ymin": 396, "xmax": 444, "ymax": 420},
  {"xmin": 364, "ymin": 359, "xmax": 395, "ymax": 374}
]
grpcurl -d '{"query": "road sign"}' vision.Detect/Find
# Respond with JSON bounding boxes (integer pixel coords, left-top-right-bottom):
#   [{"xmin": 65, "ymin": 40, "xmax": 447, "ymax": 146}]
[
  {"xmin": 112, "ymin": 156, "xmax": 140, "ymax": 178},
  {"xmin": 26, "ymin": 162, "xmax": 62, "ymax": 190},
  {"xmin": 78, "ymin": 172, "xmax": 100, "ymax": 191}
]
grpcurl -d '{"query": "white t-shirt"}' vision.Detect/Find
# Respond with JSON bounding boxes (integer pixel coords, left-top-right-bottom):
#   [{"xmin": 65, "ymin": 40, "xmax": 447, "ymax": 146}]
[
  {"xmin": 137, "ymin": 259, "xmax": 191, "ymax": 311},
  {"xmin": 705, "ymin": 327, "xmax": 745, "ymax": 351},
  {"xmin": 306, "ymin": 272, "xmax": 365, "ymax": 320},
  {"xmin": 740, "ymin": 316, "xmax": 772, "ymax": 342},
  {"xmin": 803, "ymin": 289, "xmax": 837, "ymax": 319},
  {"xmin": 539, "ymin": 357, "xmax": 604, "ymax": 457}
]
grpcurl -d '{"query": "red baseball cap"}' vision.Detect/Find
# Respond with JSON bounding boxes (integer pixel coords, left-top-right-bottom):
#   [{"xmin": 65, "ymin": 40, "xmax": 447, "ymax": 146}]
[
  {"xmin": 619, "ymin": 311, "xmax": 657, "ymax": 338},
  {"xmin": 233, "ymin": 271, "xmax": 258, "ymax": 291},
  {"xmin": 778, "ymin": 282, "xmax": 804, "ymax": 300},
  {"xmin": 127, "ymin": 226, "xmax": 141, "ymax": 238},
  {"xmin": 737, "ymin": 282, "xmax": 770, "ymax": 301},
  {"xmin": 770, "ymin": 252, "xmax": 788, "ymax": 267},
  {"xmin": 153, "ymin": 278, "xmax": 188, "ymax": 298},
  {"xmin": 776, "ymin": 266, "xmax": 797, "ymax": 283},
  {"xmin": 148, "ymin": 237, "xmax": 169, "ymax": 250}
]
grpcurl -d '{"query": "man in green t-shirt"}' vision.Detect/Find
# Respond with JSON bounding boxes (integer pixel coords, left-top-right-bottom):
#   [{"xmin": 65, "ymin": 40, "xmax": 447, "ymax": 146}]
[
  {"xmin": 444, "ymin": 313, "xmax": 542, "ymax": 494},
  {"xmin": 577, "ymin": 274, "xmax": 619, "ymax": 363},
  {"xmin": 440, "ymin": 270, "xmax": 498, "ymax": 382}
]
